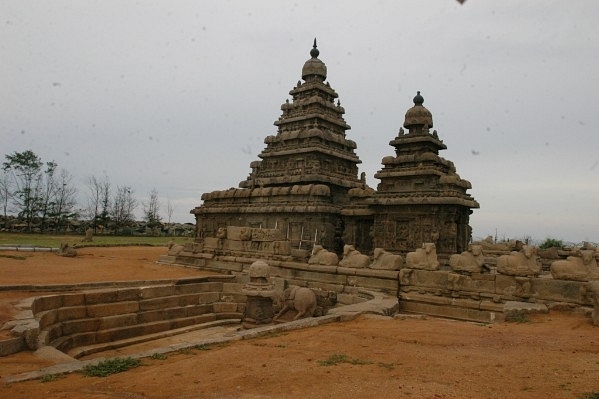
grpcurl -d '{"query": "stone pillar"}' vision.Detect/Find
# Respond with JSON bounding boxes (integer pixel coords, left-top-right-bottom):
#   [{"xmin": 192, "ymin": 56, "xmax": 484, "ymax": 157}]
[{"xmin": 241, "ymin": 260, "xmax": 276, "ymax": 329}]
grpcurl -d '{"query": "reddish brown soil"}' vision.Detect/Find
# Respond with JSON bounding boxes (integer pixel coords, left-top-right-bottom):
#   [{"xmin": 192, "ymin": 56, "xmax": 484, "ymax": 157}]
[{"xmin": 1, "ymin": 247, "xmax": 599, "ymax": 398}]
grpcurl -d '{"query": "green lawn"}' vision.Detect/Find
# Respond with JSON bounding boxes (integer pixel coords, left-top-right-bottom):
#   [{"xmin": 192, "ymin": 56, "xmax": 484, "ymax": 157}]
[{"xmin": 0, "ymin": 232, "xmax": 194, "ymax": 248}]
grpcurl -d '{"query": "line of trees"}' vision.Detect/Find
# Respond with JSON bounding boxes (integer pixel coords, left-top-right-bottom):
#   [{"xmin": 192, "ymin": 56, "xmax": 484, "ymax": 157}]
[{"xmin": 1, "ymin": 150, "xmax": 176, "ymax": 235}]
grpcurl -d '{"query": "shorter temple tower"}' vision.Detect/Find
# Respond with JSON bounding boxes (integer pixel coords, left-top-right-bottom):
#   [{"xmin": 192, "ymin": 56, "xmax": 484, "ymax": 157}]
[{"xmin": 370, "ymin": 92, "xmax": 479, "ymax": 256}]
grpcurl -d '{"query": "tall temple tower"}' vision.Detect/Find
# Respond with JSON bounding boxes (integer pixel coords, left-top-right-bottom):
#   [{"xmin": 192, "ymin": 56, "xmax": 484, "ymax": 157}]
[
  {"xmin": 371, "ymin": 92, "xmax": 479, "ymax": 255},
  {"xmin": 192, "ymin": 40, "xmax": 365, "ymax": 253}
]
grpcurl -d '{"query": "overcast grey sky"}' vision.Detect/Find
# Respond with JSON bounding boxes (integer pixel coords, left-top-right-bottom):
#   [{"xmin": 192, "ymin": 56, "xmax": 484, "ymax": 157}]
[{"xmin": 2, "ymin": 1, "xmax": 598, "ymax": 243}]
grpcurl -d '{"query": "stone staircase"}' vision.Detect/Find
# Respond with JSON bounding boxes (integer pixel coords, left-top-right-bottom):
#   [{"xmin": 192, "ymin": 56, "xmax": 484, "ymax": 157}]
[{"xmin": 28, "ymin": 276, "xmax": 245, "ymax": 358}]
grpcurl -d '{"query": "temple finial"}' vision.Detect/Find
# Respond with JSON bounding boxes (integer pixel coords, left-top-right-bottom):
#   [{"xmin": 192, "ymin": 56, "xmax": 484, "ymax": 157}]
[{"xmin": 310, "ymin": 38, "xmax": 319, "ymax": 58}]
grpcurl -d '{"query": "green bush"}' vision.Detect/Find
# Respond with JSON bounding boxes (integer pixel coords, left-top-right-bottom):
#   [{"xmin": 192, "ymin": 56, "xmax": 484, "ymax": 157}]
[{"xmin": 539, "ymin": 238, "xmax": 563, "ymax": 249}]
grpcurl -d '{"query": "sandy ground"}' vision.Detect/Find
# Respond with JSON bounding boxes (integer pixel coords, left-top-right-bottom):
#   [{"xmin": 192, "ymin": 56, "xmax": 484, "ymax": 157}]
[{"xmin": 1, "ymin": 246, "xmax": 599, "ymax": 398}]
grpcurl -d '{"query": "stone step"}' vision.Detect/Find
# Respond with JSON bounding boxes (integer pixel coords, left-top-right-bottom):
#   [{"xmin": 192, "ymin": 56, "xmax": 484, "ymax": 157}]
[{"xmin": 66, "ymin": 317, "xmax": 241, "ymax": 359}]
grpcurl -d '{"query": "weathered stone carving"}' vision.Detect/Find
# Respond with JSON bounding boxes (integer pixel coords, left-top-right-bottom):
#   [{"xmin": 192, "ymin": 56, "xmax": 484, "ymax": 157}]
[
  {"xmin": 449, "ymin": 244, "xmax": 486, "ymax": 273},
  {"xmin": 56, "ymin": 242, "xmax": 77, "ymax": 257},
  {"xmin": 308, "ymin": 245, "xmax": 339, "ymax": 266},
  {"xmin": 406, "ymin": 243, "xmax": 439, "ymax": 270},
  {"xmin": 226, "ymin": 226, "xmax": 251, "ymax": 241},
  {"xmin": 242, "ymin": 260, "xmax": 276, "ymax": 328},
  {"xmin": 496, "ymin": 245, "xmax": 540, "ymax": 277},
  {"xmin": 370, "ymin": 248, "xmax": 404, "ymax": 270},
  {"xmin": 339, "ymin": 244, "xmax": 370, "ymax": 268},
  {"xmin": 167, "ymin": 241, "xmax": 184, "ymax": 256},
  {"xmin": 550, "ymin": 249, "xmax": 599, "ymax": 281},
  {"xmin": 274, "ymin": 286, "xmax": 317, "ymax": 321},
  {"xmin": 215, "ymin": 227, "xmax": 227, "ymax": 239}
]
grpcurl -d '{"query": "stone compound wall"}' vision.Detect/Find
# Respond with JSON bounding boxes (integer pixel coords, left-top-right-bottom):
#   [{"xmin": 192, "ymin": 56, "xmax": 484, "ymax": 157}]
[{"xmin": 162, "ymin": 254, "xmax": 596, "ymax": 324}]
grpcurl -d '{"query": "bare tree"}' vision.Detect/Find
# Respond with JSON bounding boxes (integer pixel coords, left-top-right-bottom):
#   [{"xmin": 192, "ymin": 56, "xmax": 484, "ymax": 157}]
[
  {"xmin": 0, "ymin": 169, "xmax": 12, "ymax": 220},
  {"xmin": 142, "ymin": 188, "xmax": 162, "ymax": 231},
  {"xmin": 110, "ymin": 185, "xmax": 136, "ymax": 235},
  {"xmin": 51, "ymin": 169, "xmax": 78, "ymax": 232},
  {"xmin": 38, "ymin": 161, "xmax": 57, "ymax": 232},
  {"xmin": 86, "ymin": 175, "xmax": 110, "ymax": 232},
  {"xmin": 166, "ymin": 198, "xmax": 174, "ymax": 236}
]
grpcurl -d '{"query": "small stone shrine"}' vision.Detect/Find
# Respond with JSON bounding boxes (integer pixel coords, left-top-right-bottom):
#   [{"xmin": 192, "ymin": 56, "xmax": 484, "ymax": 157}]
[
  {"xmin": 241, "ymin": 260, "xmax": 276, "ymax": 328},
  {"xmin": 191, "ymin": 40, "xmax": 478, "ymax": 259}
]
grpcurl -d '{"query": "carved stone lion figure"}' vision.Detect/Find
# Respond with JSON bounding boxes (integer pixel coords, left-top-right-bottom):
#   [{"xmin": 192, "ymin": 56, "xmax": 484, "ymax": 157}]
[{"xmin": 215, "ymin": 227, "xmax": 227, "ymax": 239}]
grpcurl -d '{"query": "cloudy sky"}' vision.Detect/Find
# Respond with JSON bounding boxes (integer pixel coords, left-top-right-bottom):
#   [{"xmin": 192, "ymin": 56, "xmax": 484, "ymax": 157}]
[{"xmin": 2, "ymin": 1, "xmax": 598, "ymax": 243}]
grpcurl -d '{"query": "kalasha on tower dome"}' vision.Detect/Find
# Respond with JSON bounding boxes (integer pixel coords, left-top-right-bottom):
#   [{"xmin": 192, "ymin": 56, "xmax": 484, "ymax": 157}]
[
  {"xmin": 301, "ymin": 39, "xmax": 327, "ymax": 81},
  {"xmin": 404, "ymin": 91, "xmax": 433, "ymax": 133}
]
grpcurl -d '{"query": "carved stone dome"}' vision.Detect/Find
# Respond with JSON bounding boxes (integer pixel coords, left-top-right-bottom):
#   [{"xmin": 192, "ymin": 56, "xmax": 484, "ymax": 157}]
[
  {"xmin": 302, "ymin": 39, "xmax": 327, "ymax": 81},
  {"xmin": 403, "ymin": 91, "xmax": 433, "ymax": 129}
]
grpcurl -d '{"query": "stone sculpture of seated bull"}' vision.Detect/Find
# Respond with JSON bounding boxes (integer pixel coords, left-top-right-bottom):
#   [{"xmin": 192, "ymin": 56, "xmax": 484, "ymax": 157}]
[
  {"xmin": 308, "ymin": 245, "xmax": 339, "ymax": 266},
  {"xmin": 57, "ymin": 242, "xmax": 77, "ymax": 257},
  {"xmin": 449, "ymin": 244, "xmax": 486, "ymax": 273},
  {"xmin": 339, "ymin": 244, "xmax": 370, "ymax": 268},
  {"xmin": 273, "ymin": 286, "xmax": 317, "ymax": 321},
  {"xmin": 550, "ymin": 249, "xmax": 599, "ymax": 281},
  {"xmin": 406, "ymin": 243, "xmax": 439, "ymax": 270},
  {"xmin": 370, "ymin": 248, "xmax": 404, "ymax": 270},
  {"xmin": 496, "ymin": 245, "xmax": 540, "ymax": 277}
]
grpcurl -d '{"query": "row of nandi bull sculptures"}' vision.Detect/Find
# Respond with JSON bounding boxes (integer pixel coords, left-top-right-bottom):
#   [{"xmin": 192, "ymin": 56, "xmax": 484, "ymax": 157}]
[{"xmin": 311, "ymin": 242, "xmax": 599, "ymax": 282}]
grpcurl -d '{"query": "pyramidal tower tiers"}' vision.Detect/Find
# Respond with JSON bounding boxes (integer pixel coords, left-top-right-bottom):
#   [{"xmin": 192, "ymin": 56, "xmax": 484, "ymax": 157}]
[
  {"xmin": 193, "ymin": 40, "xmax": 364, "ymax": 253},
  {"xmin": 192, "ymin": 41, "xmax": 478, "ymax": 258}
]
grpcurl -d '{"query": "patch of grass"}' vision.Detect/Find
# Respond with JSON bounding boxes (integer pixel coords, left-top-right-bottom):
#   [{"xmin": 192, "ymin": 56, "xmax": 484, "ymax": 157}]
[
  {"xmin": 0, "ymin": 254, "xmax": 27, "ymax": 260},
  {"xmin": 81, "ymin": 357, "xmax": 141, "ymax": 377},
  {"xmin": 193, "ymin": 344, "xmax": 212, "ymax": 351},
  {"xmin": 318, "ymin": 353, "xmax": 373, "ymax": 366},
  {"xmin": 40, "ymin": 373, "xmax": 65, "ymax": 382},
  {"xmin": 0, "ymin": 232, "xmax": 192, "ymax": 248},
  {"xmin": 505, "ymin": 313, "xmax": 530, "ymax": 323},
  {"xmin": 377, "ymin": 362, "xmax": 396, "ymax": 370},
  {"xmin": 150, "ymin": 352, "xmax": 167, "ymax": 360},
  {"xmin": 559, "ymin": 382, "xmax": 572, "ymax": 391},
  {"xmin": 580, "ymin": 393, "xmax": 599, "ymax": 399}
]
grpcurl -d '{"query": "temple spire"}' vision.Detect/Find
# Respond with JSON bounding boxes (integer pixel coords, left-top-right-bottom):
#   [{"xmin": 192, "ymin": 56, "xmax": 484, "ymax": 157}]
[{"xmin": 310, "ymin": 38, "xmax": 319, "ymax": 58}]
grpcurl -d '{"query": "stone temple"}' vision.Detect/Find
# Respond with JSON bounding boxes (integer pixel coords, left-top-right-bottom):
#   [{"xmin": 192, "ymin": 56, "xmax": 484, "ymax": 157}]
[{"xmin": 191, "ymin": 40, "xmax": 478, "ymax": 260}]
